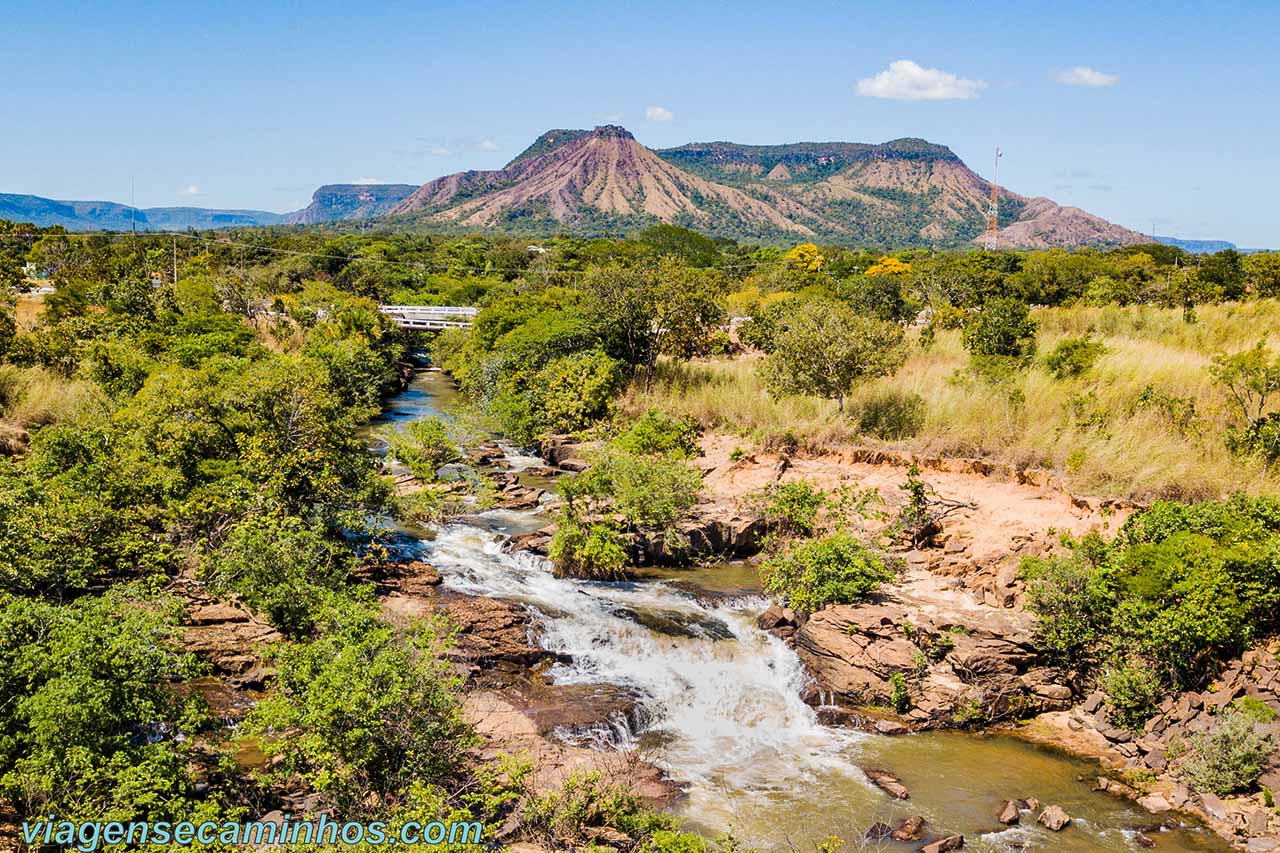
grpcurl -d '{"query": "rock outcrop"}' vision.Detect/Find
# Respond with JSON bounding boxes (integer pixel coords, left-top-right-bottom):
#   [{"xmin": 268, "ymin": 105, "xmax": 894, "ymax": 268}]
[
  {"xmin": 181, "ymin": 597, "xmax": 280, "ymax": 688},
  {"xmin": 1025, "ymin": 640, "xmax": 1280, "ymax": 848},
  {"xmin": 790, "ymin": 588, "xmax": 1071, "ymax": 728}
]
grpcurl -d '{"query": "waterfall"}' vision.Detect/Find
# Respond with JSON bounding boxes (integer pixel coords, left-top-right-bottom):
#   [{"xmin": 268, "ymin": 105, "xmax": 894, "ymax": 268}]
[{"xmin": 424, "ymin": 520, "xmax": 866, "ymax": 812}]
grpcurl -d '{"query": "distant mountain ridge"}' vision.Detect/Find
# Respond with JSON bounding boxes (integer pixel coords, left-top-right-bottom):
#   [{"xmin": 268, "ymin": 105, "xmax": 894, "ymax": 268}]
[
  {"xmin": 0, "ymin": 193, "xmax": 282, "ymax": 231},
  {"xmin": 386, "ymin": 125, "xmax": 1147, "ymax": 248},
  {"xmin": 1154, "ymin": 236, "xmax": 1237, "ymax": 253},
  {"xmin": 3, "ymin": 127, "xmax": 1211, "ymax": 249},
  {"xmin": 284, "ymin": 184, "xmax": 418, "ymax": 225}
]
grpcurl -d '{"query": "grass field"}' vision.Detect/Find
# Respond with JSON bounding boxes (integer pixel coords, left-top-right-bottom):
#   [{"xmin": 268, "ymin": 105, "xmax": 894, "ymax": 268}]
[{"xmin": 624, "ymin": 299, "xmax": 1280, "ymax": 501}]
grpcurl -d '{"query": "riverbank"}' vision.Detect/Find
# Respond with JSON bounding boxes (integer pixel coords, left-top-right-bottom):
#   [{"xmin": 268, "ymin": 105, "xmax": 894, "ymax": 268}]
[{"xmin": 675, "ymin": 431, "xmax": 1278, "ymax": 850}]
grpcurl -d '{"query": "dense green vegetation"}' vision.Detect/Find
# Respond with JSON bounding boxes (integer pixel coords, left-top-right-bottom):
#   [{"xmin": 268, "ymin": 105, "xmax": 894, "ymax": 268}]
[
  {"xmin": 3, "ymin": 216, "xmax": 1280, "ymax": 844},
  {"xmin": 1022, "ymin": 496, "xmax": 1280, "ymax": 788},
  {"xmin": 0, "ymin": 223, "xmax": 526, "ymax": 841}
]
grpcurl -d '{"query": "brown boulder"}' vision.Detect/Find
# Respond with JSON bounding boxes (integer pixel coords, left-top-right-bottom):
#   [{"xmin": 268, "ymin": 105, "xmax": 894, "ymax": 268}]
[
  {"xmin": 921, "ymin": 835, "xmax": 964, "ymax": 852},
  {"xmin": 861, "ymin": 767, "xmax": 909, "ymax": 800},
  {"xmin": 889, "ymin": 815, "xmax": 926, "ymax": 840},
  {"xmin": 439, "ymin": 596, "xmax": 547, "ymax": 668},
  {"xmin": 1037, "ymin": 805, "xmax": 1072, "ymax": 831},
  {"xmin": 997, "ymin": 800, "xmax": 1020, "ymax": 825},
  {"xmin": 757, "ymin": 604, "xmax": 797, "ymax": 631}
]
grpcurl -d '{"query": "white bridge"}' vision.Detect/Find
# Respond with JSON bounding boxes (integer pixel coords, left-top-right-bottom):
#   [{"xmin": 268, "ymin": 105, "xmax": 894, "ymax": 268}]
[{"xmin": 378, "ymin": 305, "xmax": 478, "ymax": 330}]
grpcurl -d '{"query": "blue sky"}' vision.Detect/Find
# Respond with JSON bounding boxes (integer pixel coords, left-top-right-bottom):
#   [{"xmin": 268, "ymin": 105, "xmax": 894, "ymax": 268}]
[{"xmin": 6, "ymin": 0, "xmax": 1278, "ymax": 246}]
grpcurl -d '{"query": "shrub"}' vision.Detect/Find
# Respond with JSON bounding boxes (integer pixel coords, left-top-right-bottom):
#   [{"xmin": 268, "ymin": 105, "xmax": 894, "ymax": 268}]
[
  {"xmin": 1232, "ymin": 696, "xmax": 1279, "ymax": 724},
  {"xmin": 1210, "ymin": 341, "xmax": 1280, "ymax": 466},
  {"xmin": 1182, "ymin": 708, "xmax": 1276, "ymax": 795},
  {"xmin": 561, "ymin": 450, "xmax": 702, "ymax": 549},
  {"xmin": 1021, "ymin": 553, "xmax": 1115, "ymax": 662},
  {"xmin": 760, "ymin": 533, "xmax": 893, "ymax": 614},
  {"xmin": 0, "ymin": 586, "xmax": 204, "ymax": 821},
  {"xmin": 763, "ymin": 480, "xmax": 827, "ymax": 538},
  {"xmin": 1102, "ymin": 659, "xmax": 1164, "ymax": 731},
  {"xmin": 890, "ymin": 671, "xmax": 912, "ymax": 713},
  {"xmin": 492, "ymin": 349, "xmax": 626, "ymax": 444},
  {"xmin": 1226, "ymin": 413, "xmax": 1280, "ymax": 467},
  {"xmin": 384, "ymin": 416, "xmax": 461, "ymax": 482},
  {"xmin": 855, "ymin": 388, "xmax": 926, "ymax": 439},
  {"xmin": 962, "ymin": 297, "xmax": 1037, "ymax": 366},
  {"xmin": 704, "ymin": 330, "xmax": 735, "ymax": 357},
  {"xmin": 1044, "ymin": 335, "xmax": 1107, "ymax": 379},
  {"xmin": 519, "ymin": 771, "xmax": 680, "ymax": 851},
  {"xmin": 203, "ymin": 514, "xmax": 351, "ymax": 636},
  {"xmin": 614, "ymin": 409, "xmax": 701, "ymax": 458},
  {"xmin": 246, "ymin": 601, "xmax": 475, "ymax": 816},
  {"xmin": 549, "ymin": 519, "xmax": 630, "ymax": 580}
]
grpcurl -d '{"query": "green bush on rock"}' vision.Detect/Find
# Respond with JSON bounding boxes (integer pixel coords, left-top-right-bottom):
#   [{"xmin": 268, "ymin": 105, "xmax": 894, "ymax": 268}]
[
  {"xmin": 549, "ymin": 519, "xmax": 630, "ymax": 580},
  {"xmin": 1182, "ymin": 708, "xmax": 1276, "ymax": 795},
  {"xmin": 760, "ymin": 533, "xmax": 893, "ymax": 615}
]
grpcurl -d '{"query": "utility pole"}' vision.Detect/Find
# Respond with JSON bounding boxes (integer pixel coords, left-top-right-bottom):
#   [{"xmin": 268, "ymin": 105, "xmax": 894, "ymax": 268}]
[
  {"xmin": 983, "ymin": 147, "xmax": 1002, "ymax": 249},
  {"xmin": 173, "ymin": 235, "xmax": 178, "ymax": 284}
]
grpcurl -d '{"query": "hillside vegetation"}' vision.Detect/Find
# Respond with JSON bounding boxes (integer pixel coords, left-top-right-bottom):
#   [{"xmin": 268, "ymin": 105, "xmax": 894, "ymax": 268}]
[{"xmin": 628, "ymin": 299, "xmax": 1280, "ymax": 500}]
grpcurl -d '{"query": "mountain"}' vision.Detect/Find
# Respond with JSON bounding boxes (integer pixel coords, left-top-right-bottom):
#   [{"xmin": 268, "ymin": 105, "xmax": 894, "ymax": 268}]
[
  {"xmin": 388, "ymin": 126, "xmax": 1147, "ymax": 248},
  {"xmin": 391, "ymin": 126, "xmax": 816, "ymax": 240},
  {"xmin": 1154, "ymin": 236, "xmax": 1237, "ymax": 253},
  {"xmin": 0, "ymin": 193, "xmax": 282, "ymax": 231},
  {"xmin": 284, "ymin": 184, "xmax": 418, "ymax": 225},
  {"xmin": 1, "ymin": 128, "xmax": 1152, "ymax": 248}
]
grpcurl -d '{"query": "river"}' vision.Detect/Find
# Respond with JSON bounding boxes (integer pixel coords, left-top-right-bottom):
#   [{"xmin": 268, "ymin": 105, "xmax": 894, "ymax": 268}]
[{"xmin": 378, "ymin": 369, "xmax": 1229, "ymax": 852}]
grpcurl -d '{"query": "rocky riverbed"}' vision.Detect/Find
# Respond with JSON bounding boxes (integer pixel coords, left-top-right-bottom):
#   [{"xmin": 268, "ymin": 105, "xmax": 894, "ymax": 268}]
[{"xmin": 169, "ymin": 369, "xmax": 1262, "ymax": 851}]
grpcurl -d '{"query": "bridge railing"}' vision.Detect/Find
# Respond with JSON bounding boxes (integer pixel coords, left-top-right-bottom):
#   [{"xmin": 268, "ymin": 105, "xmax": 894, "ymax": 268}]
[
  {"xmin": 378, "ymin": 305, "xmax": 479, "ymax": 317},
  {"xmin": 378, "ymin": 305, "xmax": 478, "ymax": 329}
]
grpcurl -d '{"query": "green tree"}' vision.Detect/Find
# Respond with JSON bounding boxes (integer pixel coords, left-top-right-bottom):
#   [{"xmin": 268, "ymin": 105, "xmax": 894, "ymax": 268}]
[
  {"xmin": 385, "ymin": 416, "xmax": 461, "ymax": 482},
  {"xmin": 203, "ymin": 514, "xmax": 352, "ymax": 636},
  {"xmin": 1243, "ymin": 252, "xmax": 1280, "ymax": 297},
  {"xmin": 1198, "ymin": 249, "xmax": 1246, "ymax": 300},
  {"xmin": 962, "ymin": 297, "xmax": 1038, "ymax": 367},
  {"xmin": 761, "ymin": 299, "xmax": 905, "ymax": 413},
  {"xmin": 0, "ymin": 587, "xmax": 205, "ymax": 822},
  {"xmin": 246, "ymin": 602, "xmax": 475, "ymax": 816},
  {"xmin": 1210, "ymin": 340, "xmax": 1280, "ymax": 464},
  {"xmin": 1020, "ymin": 551, "xmax": 1115, "ymax": 662}
]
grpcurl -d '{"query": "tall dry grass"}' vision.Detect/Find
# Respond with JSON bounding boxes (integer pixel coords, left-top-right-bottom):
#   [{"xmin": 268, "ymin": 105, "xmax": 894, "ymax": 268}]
[
  {"xmin": 624, "ymin": 300, "xmax": 1280, "ymax": 501},
  {"xmin": 0, "ymin": 365, "xmax": 103, "ymax": 454}
]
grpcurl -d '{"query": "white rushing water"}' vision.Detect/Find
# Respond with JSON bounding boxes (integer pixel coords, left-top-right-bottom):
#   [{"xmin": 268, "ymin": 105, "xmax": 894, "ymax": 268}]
[{"xmin": 424, "ymin": 518, "xmax": 867, "ymax": 811}]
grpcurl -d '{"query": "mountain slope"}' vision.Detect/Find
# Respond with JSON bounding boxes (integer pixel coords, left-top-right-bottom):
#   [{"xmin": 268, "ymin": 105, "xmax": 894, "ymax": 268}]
[
  {"xmin": 391, "ymin": 126, "xmax": 819, "ymax": 238},
  {"xmin": 388, "ymin": 127, "xmax": 1144, "ymax": 247},
  {"xmin": 284, "ymin": 184, "xmax": 419, "ymax": 225},
  {"xmin": 0, "ymin": 193, "xmax": 282, "ymax": 231}
]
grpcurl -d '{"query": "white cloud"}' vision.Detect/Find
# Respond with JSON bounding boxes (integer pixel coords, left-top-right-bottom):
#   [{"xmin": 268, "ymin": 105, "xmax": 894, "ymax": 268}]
[
  {"xmin": 855, "ymin": 59, "xmax": 986, "ymax": 101},
  {"xmin": 430, "ymin": 146, "xmax": 451, "ymax": 156},
  {"xmin": 1051, "ymin": 66, "xmax": 1119, "ymax": 87},
  {"xmin": 645, "ymin": 105, "xmax": 674, "ymax": 122},
  {"xmin": 352, "ymin": 178, "xmax": 383, "ymax": 185},
  {"xmin": 178, "ymin": 184, "xmax": 202, "ymax": 196},
  {"xmin": 476, "ymin": 139, "xmax": 499, "ymax": 152}
]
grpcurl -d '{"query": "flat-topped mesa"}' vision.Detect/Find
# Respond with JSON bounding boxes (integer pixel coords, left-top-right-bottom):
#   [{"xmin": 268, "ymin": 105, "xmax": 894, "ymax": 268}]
[
  {"xmin": 382, "ymin": 125, "xmax": 1146, "ymax": 248},
  {"xmin": 591, "ymin": 124, "xmax": 634, "ymax": 140}
]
